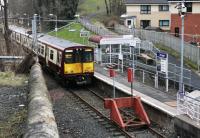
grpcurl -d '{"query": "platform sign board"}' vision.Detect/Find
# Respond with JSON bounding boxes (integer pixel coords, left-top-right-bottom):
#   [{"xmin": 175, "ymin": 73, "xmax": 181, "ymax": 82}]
[
  {"xmin": 80, "ymin": 29, "xmax": 90, "ymax": 37},
  {"xmin": 156, "ymin": 52, "xmax": 168, "ymax": 74}
]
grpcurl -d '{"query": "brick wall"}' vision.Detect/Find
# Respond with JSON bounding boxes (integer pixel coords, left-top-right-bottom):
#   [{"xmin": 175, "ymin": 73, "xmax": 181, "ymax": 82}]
[{"xmin": 171, "ymin": 14, "xmax": 200, "ymax": 43}]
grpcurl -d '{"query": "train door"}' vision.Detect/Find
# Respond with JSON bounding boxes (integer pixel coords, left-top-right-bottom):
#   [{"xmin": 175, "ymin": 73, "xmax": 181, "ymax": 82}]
[
  {"xmin": 46, "ymin": 47, "xmax": 49, "ymax": 66},
  {"xmin": 82, "ymin": 48, "xmax": 94, "ymax": 73},
  {"xmin": 76, "ymin": 48, "xmax": 82, "ymax": 73}
]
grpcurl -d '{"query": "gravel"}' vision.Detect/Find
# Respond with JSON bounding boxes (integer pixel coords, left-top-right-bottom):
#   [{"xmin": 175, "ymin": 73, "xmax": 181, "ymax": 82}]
[
  {"xmin": 0, "ymin": 85, "xmax": 28, "ymax": 137},
  {"xmin": 44, "ymin": 73, "xmax": 113, "ymax": 138}
]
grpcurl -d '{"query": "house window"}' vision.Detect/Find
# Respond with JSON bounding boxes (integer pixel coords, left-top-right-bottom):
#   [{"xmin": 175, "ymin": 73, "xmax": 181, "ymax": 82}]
[
  {"xmin": 127, "ymin": 20, "xmax": 132, "ymax": 26},
  {"xmin": 159, "ymin": 20, "xmax": 169, "ymax": 27},
  {"xmin": 140, "ymin": 5, "xmax": 151, "ymax": 14},
  {"xmin": 140, "ymin": 20, "xmax": 151, "ymax": 29},
  {"xmin": 185, "ymin": 2, "xmax": 192, "ymax": 12},
  {"xmin": 50, "ymin": 50, "xmax": 54, "ymax": 60},
  {"xmin": 159, "ymin": 5, "xmax": 169, "ymax": 11}
]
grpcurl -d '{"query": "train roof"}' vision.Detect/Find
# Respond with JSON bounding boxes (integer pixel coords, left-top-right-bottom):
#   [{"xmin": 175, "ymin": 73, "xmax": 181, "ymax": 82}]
[
  {"xmin": 9, "ymin": 25, "xmax": 87, "ymax": 50},
  {"xmin": 38, "ymin": 35, "xmax": 85, "ymax": 50},
  {"xmin": 9, "ymin": 25, "xmax": 28, "ymax": 36}
]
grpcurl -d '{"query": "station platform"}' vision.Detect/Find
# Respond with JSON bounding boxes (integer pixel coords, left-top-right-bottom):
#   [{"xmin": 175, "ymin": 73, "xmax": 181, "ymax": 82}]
[{"xmin": 94, "ymin": 64, "xmax": 177, "ymax": 117}]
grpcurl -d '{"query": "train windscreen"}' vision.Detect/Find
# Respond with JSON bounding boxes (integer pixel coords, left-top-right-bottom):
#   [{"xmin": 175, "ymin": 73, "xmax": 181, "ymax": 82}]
[
  {"xmin": 82, "ymin": 49, "xmax": 93, "ymax": 62},
  {"xmin": 65, "ymin": 49, "xmax": 82, "ymax": 63},
  {"xmin": 65, "ymin": 50, "xmax": 74, "ymax": 63}
]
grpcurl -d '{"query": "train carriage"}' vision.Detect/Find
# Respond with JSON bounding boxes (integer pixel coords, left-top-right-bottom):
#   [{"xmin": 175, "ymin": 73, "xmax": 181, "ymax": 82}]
[{"xmin": 9, "ymin": 25, "xmax": 94, "ymax": 85}]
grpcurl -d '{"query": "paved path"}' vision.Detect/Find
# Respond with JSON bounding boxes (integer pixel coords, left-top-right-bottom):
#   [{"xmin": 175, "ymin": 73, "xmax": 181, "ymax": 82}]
[
  {"xmin": 95, "ymin": 64, "xmax": 177, "ymax": 116},
  {"xmin": 168, "ymin": 53, "xmax": 200, "ymax": 90},
  {"xmin": 95, "ymin": 64, "xmax": 177, "ymax": 103}
]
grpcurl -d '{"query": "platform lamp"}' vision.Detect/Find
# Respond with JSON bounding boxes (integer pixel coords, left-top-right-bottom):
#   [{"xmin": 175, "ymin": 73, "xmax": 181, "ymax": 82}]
[
  {"xmin": 49, "ymin": 14, "xmax": 57, "ymax": 37},
  {"xmin": 23, "ymin": 13, "xmax": 30, "ymax": 27},
  {"xmin": 176, "ymin": 1, "xmax": 186, "ymax": 96},
  {"xmin": 198, "ymin": 44, "xmax": 200, "ymax": 73}
]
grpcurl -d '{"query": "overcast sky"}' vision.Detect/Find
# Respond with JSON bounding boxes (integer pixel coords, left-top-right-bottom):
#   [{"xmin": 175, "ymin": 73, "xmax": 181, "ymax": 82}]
[
  {"xmin": 0, "ymin": 0, "xmax": 8, "ymax": 5},
  {"xmin": 1, "ymin": 0, "xmax": 4, "ymax": 5}
]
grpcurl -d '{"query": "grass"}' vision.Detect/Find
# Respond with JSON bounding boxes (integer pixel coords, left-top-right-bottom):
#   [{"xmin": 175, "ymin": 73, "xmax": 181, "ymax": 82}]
[
  {"xmin": 0, "ymin": 72, "xmax": 28, "ymax": 86},
  {"xmin": 49, "ymin": 23, "xmax": 94, "ymax": 45},
  {"xmin": 0, "ymin": 109, "xmax": 27, "ymax": 137},
  {"xmin": 155, "ymin": 43, "xmax": 198, "ymax": 70},
  {"xmin": 77, "ymin": 0, "xmax": 106, "ymax": 16}
]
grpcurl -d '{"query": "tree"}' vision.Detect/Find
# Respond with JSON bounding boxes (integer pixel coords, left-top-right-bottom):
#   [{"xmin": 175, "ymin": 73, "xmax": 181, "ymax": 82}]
[
  {"xmin": 1, "ymin": 0, "xmax": 11, "ymax": 55},
  {"xmin": 106, "ymin": 0, "xmax": 125, "ymax": 16},
  {"xmin": 104, "ymin": 0, "xmax": 109, "ymax": 15}
]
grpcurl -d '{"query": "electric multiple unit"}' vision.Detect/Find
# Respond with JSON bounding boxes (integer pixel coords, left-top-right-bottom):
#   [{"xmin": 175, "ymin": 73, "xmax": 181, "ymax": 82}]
[{"xmin": 9, "ymin": 25, "xmax": 94, "ymax": 84}]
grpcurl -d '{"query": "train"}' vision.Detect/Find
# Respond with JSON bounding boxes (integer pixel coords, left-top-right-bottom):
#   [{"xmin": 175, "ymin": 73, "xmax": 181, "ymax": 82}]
[{"xmin": 9, "ymin": 25, "xmax": 94, "ymax": 84}]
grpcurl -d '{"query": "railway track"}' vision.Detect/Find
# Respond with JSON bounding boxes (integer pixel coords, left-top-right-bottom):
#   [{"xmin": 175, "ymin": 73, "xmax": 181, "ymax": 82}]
[
  {"xmin": 69, "ymin": 88, "xmax": 133, "ymax": 138},
  {"xmin": 69, "ymin": 87, "xmax": 167, "ymax": 138},
  {"xmin": 88, "ymin": 88, "xmax": 167, "ymax": 138}
]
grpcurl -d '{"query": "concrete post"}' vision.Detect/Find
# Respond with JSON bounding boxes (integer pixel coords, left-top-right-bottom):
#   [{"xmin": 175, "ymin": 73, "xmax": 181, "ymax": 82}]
[
  {"xmin": 24, "ymin": 63, "xmax": 59, "ymax": 138},
  {"xmin": 109, "ymin": 44, "xmax": 112, "ymax": 64}
]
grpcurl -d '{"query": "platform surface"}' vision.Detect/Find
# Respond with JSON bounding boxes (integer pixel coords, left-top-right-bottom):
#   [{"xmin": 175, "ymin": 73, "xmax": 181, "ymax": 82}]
[{"xmin": 94, "ymin": 64, "xmax": 177, "ymax": 117}]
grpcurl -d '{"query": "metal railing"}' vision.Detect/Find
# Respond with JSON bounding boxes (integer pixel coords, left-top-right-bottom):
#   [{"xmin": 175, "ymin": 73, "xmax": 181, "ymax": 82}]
[
  {"xmin": 114, "ymin": 24, "xmax": 200, "ymax": 65},
  {"xmin": 95, "ymin": 52, "xmax": 195, "ymax": 92},
  {"xmin": 78, "ymin": 18, "xmax": 198, "ymax": 90},
  {"xmin": 177, "ymin": 93, "xmax": 200, "ymax": 125},
  {"xmin": 78, "ymin": 18, "xmax": 116, "ymax": 36}
]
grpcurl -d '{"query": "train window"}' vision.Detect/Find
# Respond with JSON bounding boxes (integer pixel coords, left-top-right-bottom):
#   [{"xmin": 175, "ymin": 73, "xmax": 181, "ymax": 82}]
[
  {"xmin": 57, "ymin": 52, "xmax": 62, "ymax": 65},
  {"xmin": 50, "ymin": 50, "xmax": 54, "ymax": 60},
  {"xmin": 40, "ymin": 46, "xmax": 44, "ymax": 55},
  {"xmin": 83, "ymin": 49, "xmax": 93, "ymax": 62},
  {"xmin": 75, "ymin": 49, "xmax": 81, "ymax": 62},
  {"xmin": 65, "ymin": 52, "xmax": 73, "ymax": 63},
  {"xmin": 38, "ymin": 47, "xmax": 41, "ymax": 53},
  {"xmin": 16, "ymin": 34, "xmax": 19, "ymax": 41}
]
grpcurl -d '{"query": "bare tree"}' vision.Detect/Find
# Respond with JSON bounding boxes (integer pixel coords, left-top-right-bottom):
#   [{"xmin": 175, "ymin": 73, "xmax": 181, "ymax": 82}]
[
  {"xmin": 1, "ymin": 0, "xmax": 11, "ymax": 55},
  {"xmin": 104, "ymin": 0, "xmax": 109, "ymax": 15}
]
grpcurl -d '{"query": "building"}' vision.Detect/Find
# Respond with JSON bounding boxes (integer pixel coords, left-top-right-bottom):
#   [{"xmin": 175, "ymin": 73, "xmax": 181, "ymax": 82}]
[
  {"xmin": 125, "ymin": 0, "xmax": 200, "ymax": 43},
  {"xmin": 169, "ymin": 0, "xmax": 200, "ymax": 42},
  {"xmin": 125, "ymin": 0, "xmax": 171, "ymax": 31}
]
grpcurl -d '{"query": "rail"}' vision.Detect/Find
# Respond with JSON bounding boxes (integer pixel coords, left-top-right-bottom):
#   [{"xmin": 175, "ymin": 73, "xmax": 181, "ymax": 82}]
[
  {"xmin": 69, "ymin": 89, "xmax": 133, "ymax": 138},
  {"xmin": 86, "ymin": 88, "xmax": 166, "ymax": 138}
]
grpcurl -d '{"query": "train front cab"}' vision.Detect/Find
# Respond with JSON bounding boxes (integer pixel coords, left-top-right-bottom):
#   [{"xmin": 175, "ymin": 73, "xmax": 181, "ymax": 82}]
[{"xmin": 63, "ymin": 47, "xmax": 94, "ymax": 84}]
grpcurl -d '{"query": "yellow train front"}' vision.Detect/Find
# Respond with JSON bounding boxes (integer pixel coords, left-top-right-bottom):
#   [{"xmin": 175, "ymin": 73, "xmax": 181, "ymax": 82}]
[{"xmin": 63, "ymin": 46, "xmax": 94, "ymax": 84}]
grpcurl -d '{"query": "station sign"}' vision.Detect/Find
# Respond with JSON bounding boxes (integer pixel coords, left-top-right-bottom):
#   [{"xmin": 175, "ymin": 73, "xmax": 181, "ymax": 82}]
[
  {"xmin": 157, "ymin": 52, "xmax": 168, "ymax": 74},
  {"xmin": 80, "ymin": 29, "xmax": 90, "ymax": 37}
]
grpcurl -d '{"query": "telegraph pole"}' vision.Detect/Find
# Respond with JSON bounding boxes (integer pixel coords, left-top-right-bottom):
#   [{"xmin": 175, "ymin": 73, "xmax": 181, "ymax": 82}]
[
  {"xmin": 176, "ymin": 1, "xmax": 186, "ymax": 96},
  {"xmin": 180, "ymin": 13, "xmax": 184, "ymax": 95},
  {"xmin": 1, "ymin": 0, "xmax": 11, "ymax": 55},
  {"xmin": 32, "ymin": 14, "xmax": 38, "ymax": 62}
]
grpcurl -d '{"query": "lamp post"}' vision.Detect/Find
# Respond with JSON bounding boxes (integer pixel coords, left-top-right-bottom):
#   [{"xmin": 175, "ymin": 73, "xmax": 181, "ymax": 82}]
[
  {"xmin": 49, "ymin": 14, "xmax": 57, "ymax": 37},
  {"xmin": 176, "ymin": 2, "xmax": 186, "ymax": 95},
  {"xmin": 23, "ymin": 13, "xmax": 30, "ymax": 28},
  {"xmin": 198, "ymin": 45, "xmax": 200, "ymax": 73},
  {"xmin": 74, "ymin": 14, "xmax": 80, "ymax": 22}
]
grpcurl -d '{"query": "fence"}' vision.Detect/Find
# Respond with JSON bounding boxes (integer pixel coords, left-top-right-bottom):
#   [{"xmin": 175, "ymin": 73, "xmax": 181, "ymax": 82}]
[
  {"xmin": 79, "ymin": 18, "xmax": 199, "ymax": 90},
  {"xmin": 177, "ymin": 93, "xmax": 200, "ymax": 125},
  {"xmin": 95, "ymin": 49, "xmax": 194, "ymax": 92},
  {"xmin": 114, "ymin": 24, "xmax": 200, "ymax": 65},
  {"xmin": 78, "ymin": 18, "xmax": 116, "ymax": 36}
]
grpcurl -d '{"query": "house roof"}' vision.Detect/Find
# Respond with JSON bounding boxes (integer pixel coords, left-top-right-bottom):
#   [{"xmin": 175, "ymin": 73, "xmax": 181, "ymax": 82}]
[
  {"xmin": 125, "ymin": 0, "xmax": 200, "ymax": 4},
  {"xmin": 168, "ymin": 0, "xmax": 200, "ymax": 2},
  {"xmin": 125, "ymin": 0, "xmax": 168, "ymax": 4}
]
